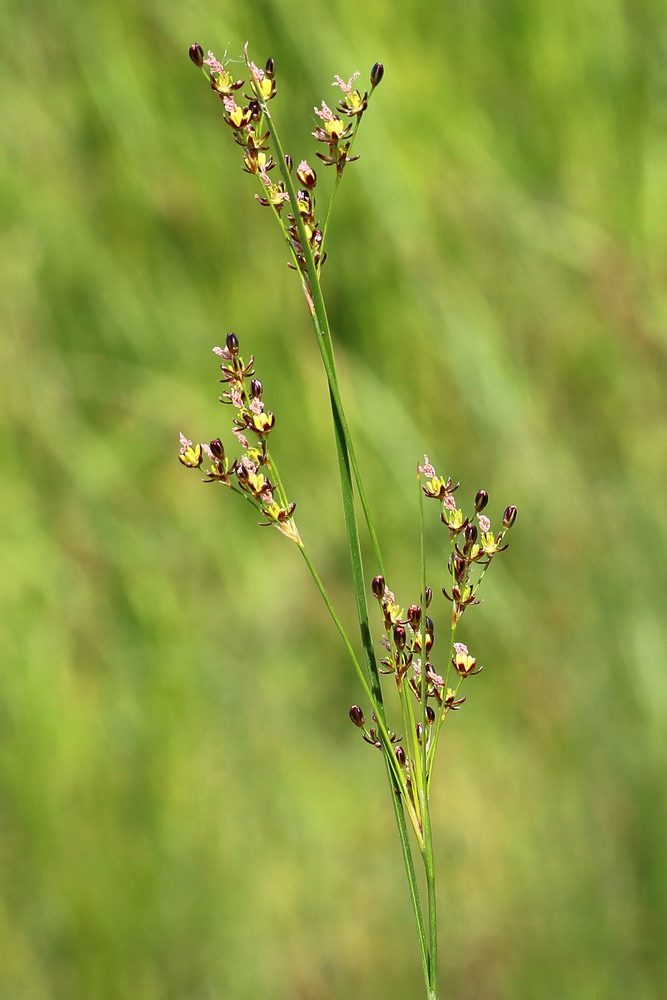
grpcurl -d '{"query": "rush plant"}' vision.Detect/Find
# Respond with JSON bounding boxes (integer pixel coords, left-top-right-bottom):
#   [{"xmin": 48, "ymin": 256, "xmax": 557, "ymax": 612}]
[{"xmin": 179, "ymin": 42, "xmax": 517, "ymax": 1000}]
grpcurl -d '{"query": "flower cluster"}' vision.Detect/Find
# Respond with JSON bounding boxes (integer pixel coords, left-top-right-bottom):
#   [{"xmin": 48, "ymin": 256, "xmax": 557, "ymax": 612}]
[
  {"xmin": 188, "ymin": 42, "xmax": 384, "ymax": 281},
  {"xmin": 419, "ymin": 457, "xmax": 517, "ymax": 627},
  {"xmin": 371, "ymin": 575, "xmax": 467, "ymax": 723},
  {"xmin": 178, "ymin": 332, "xmax": 300, "ymax": 543},
  {"xmin": 349, "ymin": 460, "xmax": 517, "ymax": 776}
]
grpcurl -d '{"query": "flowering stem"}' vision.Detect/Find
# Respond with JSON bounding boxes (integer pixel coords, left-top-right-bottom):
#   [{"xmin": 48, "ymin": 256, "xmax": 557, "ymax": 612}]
[
  {"xmin": 259, "ymin": 100, "xmax": 385, "ymax": 579},
  {"xmin": 254, "ymin": 91, "xmax": 436, "ymax": 997},
  {"xmin": 417, "ymin": 471, "xmax": 438, "ymax": 999}
]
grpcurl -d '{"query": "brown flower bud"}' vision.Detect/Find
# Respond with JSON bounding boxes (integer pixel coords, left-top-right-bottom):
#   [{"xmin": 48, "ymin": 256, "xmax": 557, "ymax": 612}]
[
  {"xmin": 370, "ymin": 62, "xmax": 384, "ymax": 88},
  {"xmin": 407, "ymin": 604, "xmax": 421, "ymax": 627},
  {"xmin": 474, "ymin": 489, "xmax": 488, "ymax": 512},
  {"xmin": 189, "ymin": 43, "xmax": 204, "ymax": 67},
  {"xmin": 209, "ymin": 438, "xmax": 225, "ymax": 459},
  {"xmin": 425, "ymin": 705, "xmax": 436, "ymax": 724},
  {"xmin": 226, "ymin": 332, "xmax": 239, "ymax": 354},
  {"xmin": 250, "ymin": 379, "xmax": 263, "ymax": 398},
  {"xmin": 265, "ymin": 57, "xmax": 275, "ymax": 79},
  {"xmin": 393, "ymin": 625, "xmax": 407, "ymax": 651},
  {"xmin": 503, "ymin": 505, "xmax": 517, "ymax": 529},
  {"xmin": 284, "ymin": 154, "xmax": 293, "ymax": 172},
  {"xmin": 371, "ymin": 575, "xmax": 385, "ymax": 599},
  {"xmin": 395, "ymin": 745, "xmax": 407, "ymax": 767},
  {"xmin": 349, "ymin": 705, "xmax": 365, "ymax": 727},
  {"xmin": 464, "ymin": 523, "xmax": 478, "ymax": 549},
  {"xmin": 425, "ymin": 587, "xmax": 432, "ymax": 607}
]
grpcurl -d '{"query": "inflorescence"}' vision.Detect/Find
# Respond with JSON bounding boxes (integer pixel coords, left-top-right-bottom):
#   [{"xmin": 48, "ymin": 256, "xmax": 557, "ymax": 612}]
[
  {"xmin": 179, "ymin": 332, "xmax": 300, "ymax": 543},
  {"xmin": 349, "ymin": 456, "xmax": 517, "ymax": 804},
  {"xmin": 188, "ymin": 43, "xmax": 383, "ymax": 281}
]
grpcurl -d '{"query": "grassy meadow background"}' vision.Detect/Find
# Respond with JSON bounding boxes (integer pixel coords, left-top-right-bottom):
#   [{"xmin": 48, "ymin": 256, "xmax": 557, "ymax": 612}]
[{"xmin": 2, "ymin": 0, "xmax": 667, "ymax": 997}]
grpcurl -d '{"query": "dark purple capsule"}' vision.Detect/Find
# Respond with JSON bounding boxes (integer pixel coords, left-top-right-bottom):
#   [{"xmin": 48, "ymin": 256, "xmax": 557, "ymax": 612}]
[
  {"xmin": 189, "ymin": 43, "xmax": 204, "ymax": 67},
  {"xmin": 349, "ymin": 705, "xmax": 365, "ymax": 727},
  {"xmin": 503, "ymin": 505, "xmax": 518, "ymax": 529},
  {"xmin": 393, "ymin": 625, "xmax": 407, "ymax": 651},
  {"xmin": 209, "ymin": 438, "xmax": 224, "ymax": 459},
  {"xmin": 474, "ymin": 489, "xmax": 489, "ymax": 512},
  {"xmin": 370, "ymin": 62, "xmax": 384, "ymax": 87}
]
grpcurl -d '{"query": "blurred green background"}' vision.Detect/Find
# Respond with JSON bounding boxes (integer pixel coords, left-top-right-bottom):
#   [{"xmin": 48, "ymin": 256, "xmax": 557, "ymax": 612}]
[{"xmin": 2, "ymin": 0, "xmax": 667, "ymax": 997}]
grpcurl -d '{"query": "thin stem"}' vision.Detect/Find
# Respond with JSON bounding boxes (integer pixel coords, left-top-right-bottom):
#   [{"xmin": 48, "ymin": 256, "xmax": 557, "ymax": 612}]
[
  {"xmin": 258, "ymin": 96, "xmax": 385, "ymax": 578},
  {"xmin": 417, "ymin": 476, "xmax": 438, "ymax": 998},
  {"xmin": 297, "ymin": 541, "xmax": 429, "ymax": 984},
  {"xmin": 247, "ymin": 71, "xmax": 434, "ymax": 996},
  {"xmin": 319, "ymin": 81, "xmax": 382, "ymax": 260}
]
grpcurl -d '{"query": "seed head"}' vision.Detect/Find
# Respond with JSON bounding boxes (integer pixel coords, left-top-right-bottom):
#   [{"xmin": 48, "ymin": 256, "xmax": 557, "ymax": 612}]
[
  {"xmin": 209, "ymin": 438, "xmax": 225, "ymax": 459},
  {"xmin": 189, "ymin": 43, "xmax": 204, "ymax": 67},
  {"xmin": 474, "ymin": 489, "xmax": 489, "ymax": 512},
  {"xmin": 393, "ymin": 625, "xmax": 407, "ymax": 651},
  {"xmin": 370, "ymin": 62, "xmax": 385, "ymax": 88},
  {"xmin": 503, "ymin": 505, "xmax": 518, "ymax": 529},
  {"xmin": 349, "ymin": 705, "xmax": 365, "ymax": 727}
]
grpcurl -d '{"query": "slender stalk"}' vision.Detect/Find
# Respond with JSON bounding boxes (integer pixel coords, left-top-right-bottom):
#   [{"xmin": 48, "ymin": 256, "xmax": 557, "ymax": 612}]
[
  {"xmin": 251, "ymin": 88, "xmax": 435, "ymax": 996},
  {"xmin": 297, "ymin": 542, "xmax": 430, "ymax": 988},
  {"xmin": 258, "ymin": 98, "xmax": 385, "ymax": 579},
  {"xmin": 418, "ymin": 471, "xmax": 438, "ymax": 998}
]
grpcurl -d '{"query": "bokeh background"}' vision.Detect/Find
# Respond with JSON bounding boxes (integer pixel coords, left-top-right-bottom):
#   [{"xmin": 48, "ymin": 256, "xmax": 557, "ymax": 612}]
[{"xmin": 3, "ymin": 0, "xmax": 667, "ymax": 997}]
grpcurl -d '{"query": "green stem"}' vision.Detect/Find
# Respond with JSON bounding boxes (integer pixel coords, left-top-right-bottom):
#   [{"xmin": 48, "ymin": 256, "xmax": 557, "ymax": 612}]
[
  {"xmin": 249, "ymin": 74, "xmax": 433, "ymax": 997},
  {"xmin": 297, "ymin": 542, "xmax": 430, "ymax": 987},
  {"xmin": 258, "ymin": 98, "xmax": 385, "ymax": 579},
  {"xmin": 421, "ymin": 798, "xmax": 438, "ymax": 997}
]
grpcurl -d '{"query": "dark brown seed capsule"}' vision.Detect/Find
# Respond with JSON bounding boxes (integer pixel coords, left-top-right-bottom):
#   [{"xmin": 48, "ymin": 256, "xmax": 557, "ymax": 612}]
[
  {"xmin": 209, "ymin": 438, "xmax": 225, "ymax": 459},
  {"xmin": 226, "ymin": 332, "xmax": 239, "ymax": 354},
  {"xmin": 250, "ymin": 379, "xmax": 263, "ymax": 398},
  {"xmin": 425, "ymin": 587, "xmax": 432, "ymax": 607},
  {"xmin": 407, "ymin": 605, "xmax": 421, "ymax": 627},
  {"xmin": 349, "ymin": 705, "xmax": 365, "ymax": 727},
  {"xmin": 370, "ymin": 62, "xmax": 384, "ymax": 87},
  {"xmin": 503, "ymin": 505, "xmax": 517, "ymax": 529},
  {"xmin": 464, "ymin": 523, "xmax": 478, "ymax": 547},
  {"xmin": 425, "ymin": 705, "xmax": 436, "ymax": 724},
  {"xmin": 265, "ymin": 57, "xmax": 275, "ymax": 79},
  {"xmin": 474, "ymin": 489, "xmax": 488, "ymax": 512},
  {"xmin": 284, "ymin": 154, "xmax": 293, "ymax": 172},
  {"xmin": 372, "ymin": 575, "xmax": 385, "ymax": 599},
  {"xmin": 395, "ymin": 745, "xmax": 407, "ymax": 767},
  {"xmin": 393, "ymin": 625, "xmax": 407, "ymax": 651},
  {"xmin": 189, "ymin": 43, "xmax": 204, "ymax": 67}
]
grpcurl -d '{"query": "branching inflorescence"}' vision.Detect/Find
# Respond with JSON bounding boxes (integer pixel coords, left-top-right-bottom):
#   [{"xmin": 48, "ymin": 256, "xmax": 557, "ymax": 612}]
[{"xmin": 179, "ymin": 41, "xmax": 516, "ymax": 1000}]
